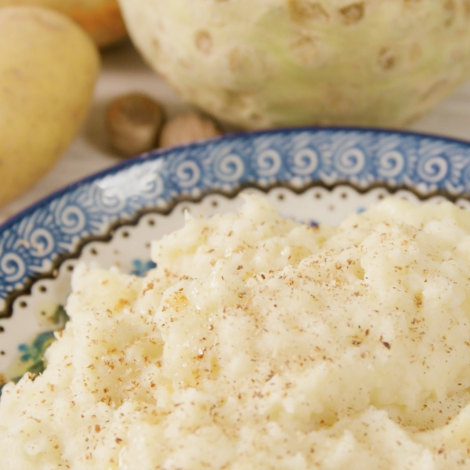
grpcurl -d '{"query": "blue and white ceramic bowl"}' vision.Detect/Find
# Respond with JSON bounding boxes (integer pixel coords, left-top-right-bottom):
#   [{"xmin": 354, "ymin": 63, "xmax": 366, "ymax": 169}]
[{"xmin": 1, "ymin": 127, "xmax": 470, "ymax": 390}]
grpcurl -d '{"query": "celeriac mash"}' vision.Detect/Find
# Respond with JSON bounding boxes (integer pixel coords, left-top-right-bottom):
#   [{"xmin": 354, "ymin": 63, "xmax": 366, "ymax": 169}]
[{"xmin": 2, "ymin": 196, "xmax": 470, "ymax": 469}]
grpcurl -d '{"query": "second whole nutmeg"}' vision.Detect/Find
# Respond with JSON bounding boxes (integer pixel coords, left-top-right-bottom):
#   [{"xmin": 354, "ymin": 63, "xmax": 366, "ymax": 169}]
[{"xmin": 159, "ymin": 112, "xmax": 222, "ymax": 149}]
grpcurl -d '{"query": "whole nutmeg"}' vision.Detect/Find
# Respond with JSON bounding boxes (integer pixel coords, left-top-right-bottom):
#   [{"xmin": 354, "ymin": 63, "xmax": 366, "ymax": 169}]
[
  {"xmin": 159, "ymin": 112, "xmax": 222, "ymax": 149},
  {"xmin": 106, "ymin": 92, "xmax": 164, "ymax": 157}
]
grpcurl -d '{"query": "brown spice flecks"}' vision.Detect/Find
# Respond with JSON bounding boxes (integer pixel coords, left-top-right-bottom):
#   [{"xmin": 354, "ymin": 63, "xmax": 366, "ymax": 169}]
[
  {"xmin": 414, "ymin": 293, "xmax": 423, "ymax": 308},
  {"xmin": 143, "ymin": 282, "xmax": 154, "ymax": 295}
]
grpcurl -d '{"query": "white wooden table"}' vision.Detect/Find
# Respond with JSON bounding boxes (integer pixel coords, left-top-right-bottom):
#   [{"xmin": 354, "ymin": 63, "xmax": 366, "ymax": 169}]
[{"xmin": 1, "ymin": 41, "xmax": 470, "ymax": 224}]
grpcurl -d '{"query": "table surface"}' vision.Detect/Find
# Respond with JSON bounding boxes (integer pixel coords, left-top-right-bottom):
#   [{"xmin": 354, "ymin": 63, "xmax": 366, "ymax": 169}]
[{"xmin": 1, "ymin": 41, "xmax": 470, "ymax": 224}]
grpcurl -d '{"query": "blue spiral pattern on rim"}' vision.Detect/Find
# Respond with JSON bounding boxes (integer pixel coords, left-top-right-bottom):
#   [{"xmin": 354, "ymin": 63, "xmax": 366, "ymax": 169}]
[{"xmin": 2, "ymin": 128, "xmax": 470, "ymax": 313}]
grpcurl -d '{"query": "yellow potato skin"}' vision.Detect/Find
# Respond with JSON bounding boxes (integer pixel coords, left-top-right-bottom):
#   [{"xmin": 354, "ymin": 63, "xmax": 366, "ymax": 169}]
[
  {"xmin": 0, "ymin": 0, "xmax": 126, "ymax": 48},
  {"xmin": 0, "ymin": 7, "xmax": 100, "ymax": 207}
]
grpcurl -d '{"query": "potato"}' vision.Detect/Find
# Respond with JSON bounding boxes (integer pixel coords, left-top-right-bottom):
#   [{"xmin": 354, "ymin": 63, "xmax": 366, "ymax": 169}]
[
  {"xmin": 0, "ymin": 0, "xmax": 126, "ymax": 48},
  {"xmin": 0, "ymin": 6, "xmax": 100, "ymax": 207}
]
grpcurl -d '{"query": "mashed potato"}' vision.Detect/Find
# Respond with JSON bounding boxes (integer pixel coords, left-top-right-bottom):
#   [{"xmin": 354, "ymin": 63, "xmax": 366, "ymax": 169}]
[{"xmin": 3, "ymin": 195, "xmax": 470, "ymax": 469}]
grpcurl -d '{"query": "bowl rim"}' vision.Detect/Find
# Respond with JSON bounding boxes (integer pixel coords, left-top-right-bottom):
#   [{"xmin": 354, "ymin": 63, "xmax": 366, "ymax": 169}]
[{"xmin": 2, "ymin": 126, "xmax": 469, "ymax": 233}]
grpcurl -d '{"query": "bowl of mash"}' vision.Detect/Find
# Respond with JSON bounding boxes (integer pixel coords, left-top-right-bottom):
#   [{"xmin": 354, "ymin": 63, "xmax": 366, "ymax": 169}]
[{"xmin": 2, "ymin": 128, "xmax": 470, "ymax": 469}]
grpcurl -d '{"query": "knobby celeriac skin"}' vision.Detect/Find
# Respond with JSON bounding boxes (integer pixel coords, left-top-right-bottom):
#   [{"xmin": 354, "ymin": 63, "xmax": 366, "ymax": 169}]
[
  {"xmin": 118, "ymin": 0, "xmax": 470, "ymax": 129},
  {"xmin": 3, "ymin": 196, "xmax": 470, "ymax": 469}
]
